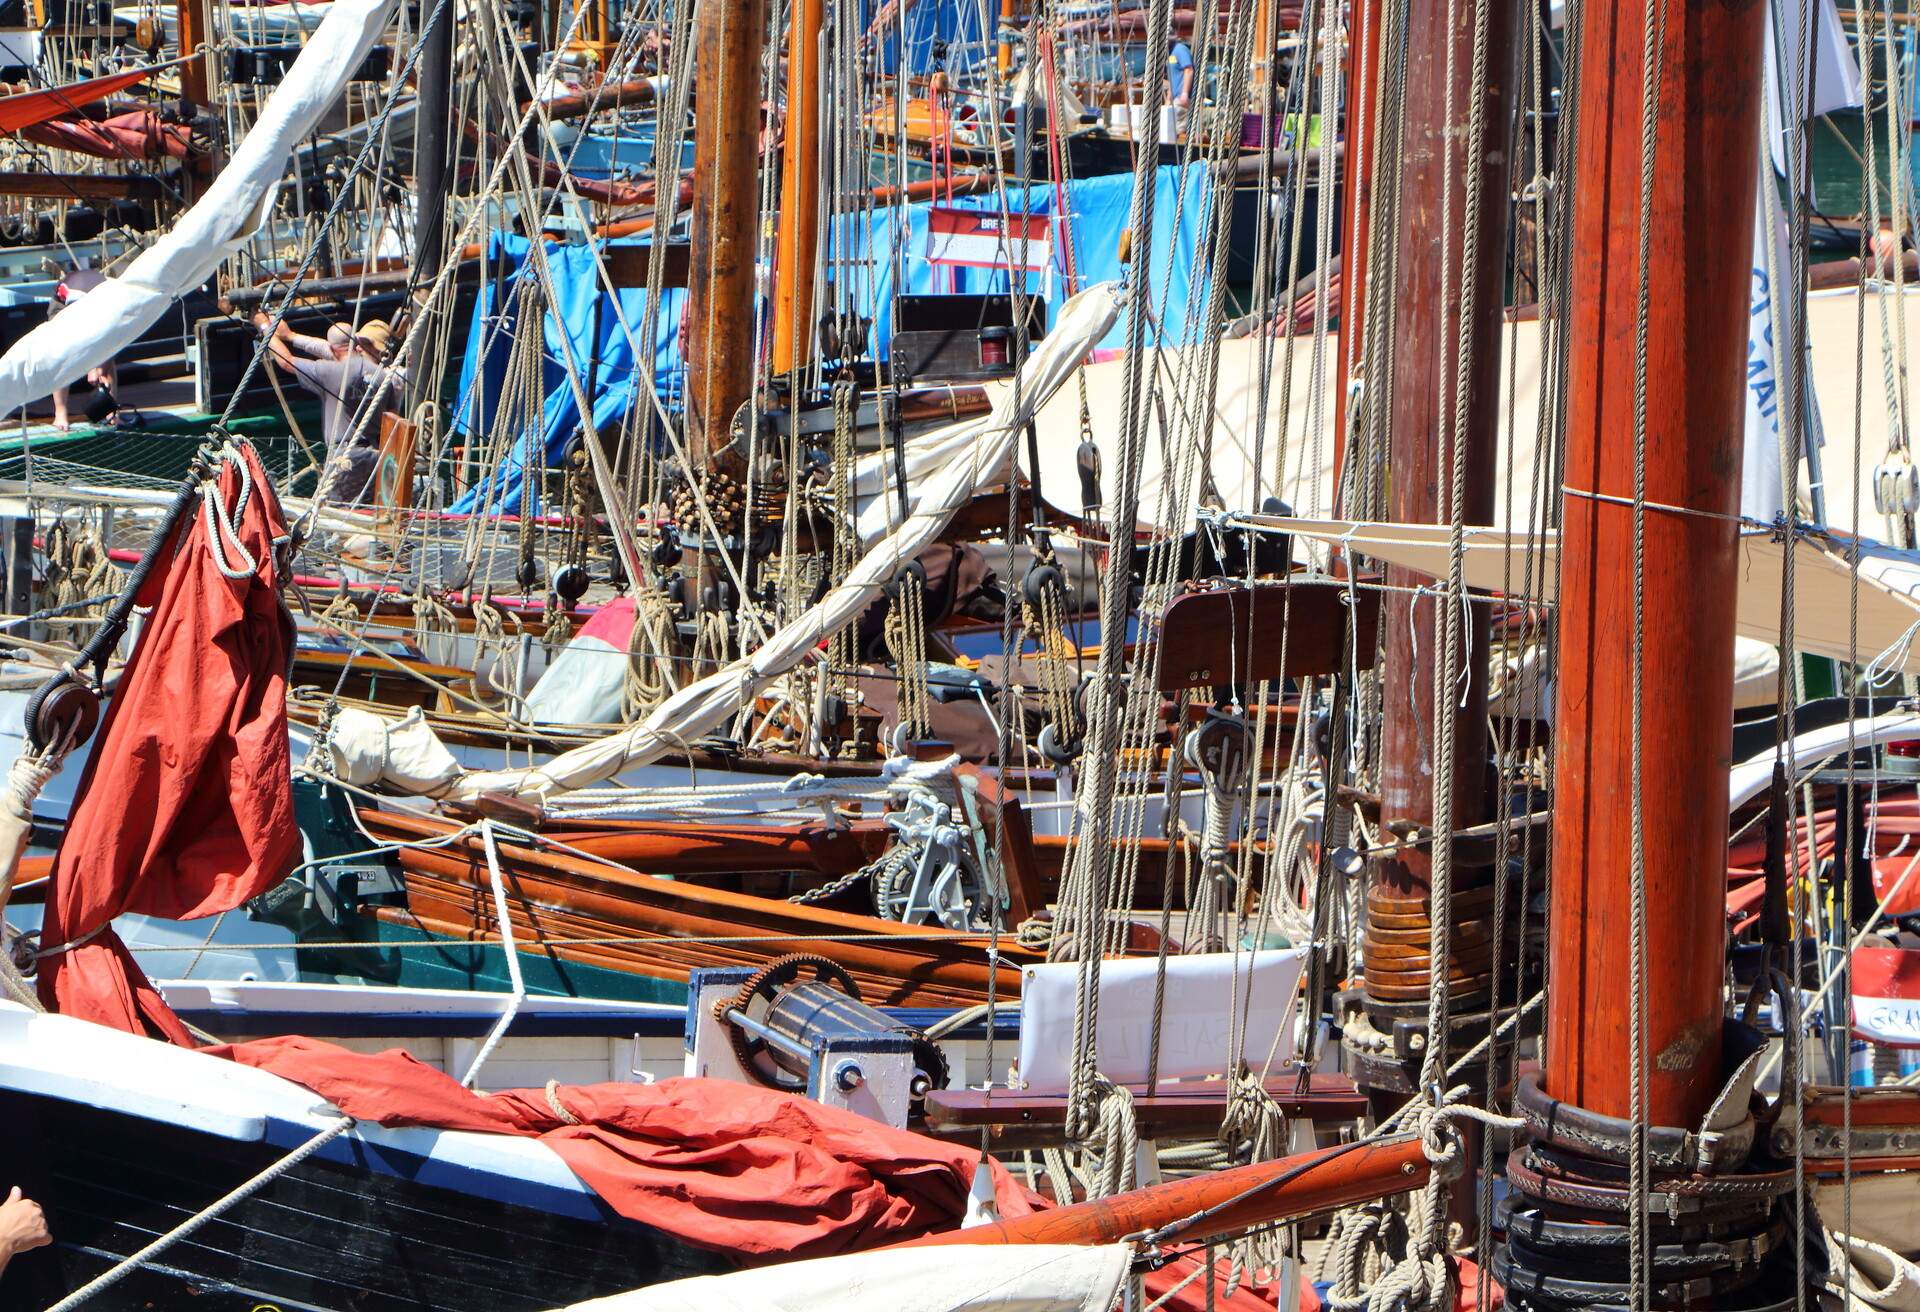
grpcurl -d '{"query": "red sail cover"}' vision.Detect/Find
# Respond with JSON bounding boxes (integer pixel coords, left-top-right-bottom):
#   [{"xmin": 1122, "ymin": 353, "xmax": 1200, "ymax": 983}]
[
  {"xmin": 38, "ymin": 442, "xmax": 297, "ymax": 1043},
  {"xmin": 217, "ymin": 1035, "xmax": 1037, "ymax": 1258},
  {"xmin": 0, "ymin": 58, "xmax": 190, "ymax": 134}
]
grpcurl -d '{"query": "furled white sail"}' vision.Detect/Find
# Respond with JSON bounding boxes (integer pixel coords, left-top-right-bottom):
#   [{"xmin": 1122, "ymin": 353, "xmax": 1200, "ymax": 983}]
[
  {"xmin": 552, "ymin": 1244, "xmax": 1133, "ymax": 1312},
  {"xmin": 335, "ymin": 282, "xmax": 1123, "ymax": 801},
  {"xmin": 1270, "ymin": 515, "xmax": 1920, "ymax": 677},
  {"xmin": 0, "ymin": 0, "xmax": 399, "ymax": 416}
]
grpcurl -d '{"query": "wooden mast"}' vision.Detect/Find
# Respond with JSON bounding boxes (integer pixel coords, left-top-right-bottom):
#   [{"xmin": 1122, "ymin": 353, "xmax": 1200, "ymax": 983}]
[
  {"xmin": 770, "ymin": 0, "xmax": 824, "ymax": 376},
  {"xmin": 1364, "ymin": 0, "xmax": 1521, "ymax": 1047},
  {"xmin": 684, "ymin": 0, "xmax": 768, "ymax": 469},
  {"xmin": 177, "ymin": 0, "xmax": 211, "ymax": 104},
  {"xmin": 1542, "ymin": 0, "xmax": 1766, "ymax": 1125},
  {"xmin": 1329, "ymin": 0, "xmax": 1378, "ymax": 495}
]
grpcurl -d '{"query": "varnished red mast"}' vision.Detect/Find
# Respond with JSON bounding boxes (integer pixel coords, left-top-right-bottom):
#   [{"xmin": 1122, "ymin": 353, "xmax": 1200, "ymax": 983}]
[{"xmin": 1542, "ymin": 0, "xmax": 1766, "ymax": 1126}]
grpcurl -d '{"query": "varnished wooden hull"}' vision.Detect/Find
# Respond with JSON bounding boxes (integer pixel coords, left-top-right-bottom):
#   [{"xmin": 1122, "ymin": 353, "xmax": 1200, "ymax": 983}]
[{"xmin": 355, "ymin": 809, "xmax": 1036, "ymax": 1007}]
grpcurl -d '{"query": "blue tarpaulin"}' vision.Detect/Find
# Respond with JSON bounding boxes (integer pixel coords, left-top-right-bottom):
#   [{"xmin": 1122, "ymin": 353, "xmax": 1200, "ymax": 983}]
[
  {"xmin": 450, "ymin": 165, "xmax": 1216, "ymax": 513},
  {"xmin": 449, "ymin": 233, "xmax": 685, "ymax": 514},
  {"xmin": 828, "ymin": 164, "xmax": 1216, "ymax": 356}
]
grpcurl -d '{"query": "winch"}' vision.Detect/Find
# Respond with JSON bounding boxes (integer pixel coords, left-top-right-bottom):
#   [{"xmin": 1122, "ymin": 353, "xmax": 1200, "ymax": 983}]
[{"xmin": 684, "ymin": 955, "xmax": 950, "ymax": 1128}]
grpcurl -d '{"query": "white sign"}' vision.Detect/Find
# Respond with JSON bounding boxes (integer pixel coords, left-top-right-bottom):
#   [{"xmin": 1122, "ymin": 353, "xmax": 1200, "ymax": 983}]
[{"xmin": 1014, "ymin": 947, "xmax": 1307, "ymax": 1093}]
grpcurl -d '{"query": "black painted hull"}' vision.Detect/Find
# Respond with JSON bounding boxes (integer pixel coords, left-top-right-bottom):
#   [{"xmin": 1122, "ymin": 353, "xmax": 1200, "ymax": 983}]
[{"xmin": 0, "ymin": 1090, "xmax": 733, "ymax": 1311}]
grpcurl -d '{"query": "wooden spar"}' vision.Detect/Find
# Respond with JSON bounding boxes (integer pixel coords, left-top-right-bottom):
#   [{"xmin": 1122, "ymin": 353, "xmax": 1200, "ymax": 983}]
[
  {"xmin": 1543, "ymin": 0, "xmax": 1765, "ymax": 1122},
  {"xmin": 868, "ymin": 170, "xmax": 997, "ymax": 203},
  {"xmin": 997, "ymin": 0, "xmax": 1017, "ymax": 75},
  {"xmin": 1330, "ymin": 0, "xmax": 1378, "ymax": 498},
  {"xmin": 531, "ymin": 76, "xmax": 661, "ymax": 122},
  {"xmin": 771, "ymin": 0, "xmax": 824, "ymax": 376},
  {"xmin": 684, "ymin": 0, "xmax": 768, "ymax": 469},
  {"xmin": 0, "ymin": 171, "xmax": 164, "ymax": 201},
  {"xmin": 899, "ymin": 1135, "xmax": 1428, "ymax": 1248},
  {"xmin": 1370, "ymin": 0, "xmax": 1520, "ymax": 904}
]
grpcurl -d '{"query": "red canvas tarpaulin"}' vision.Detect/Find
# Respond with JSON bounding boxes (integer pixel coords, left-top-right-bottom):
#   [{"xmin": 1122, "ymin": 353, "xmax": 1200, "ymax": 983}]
[
  {"xmin": 214, "ymin": 1034, "xmax": 1037, "ymax": 1259},
  {"xmin": 38, "ymin": 441, "xmax": 297, "ymax": 1044},
  {"xmin": 0, "ymin": 57, "xmax": 192, "ymax": 134},
  {"xmin": 23, "ymin": 111, "xmax": 191, "ymax": 160}
]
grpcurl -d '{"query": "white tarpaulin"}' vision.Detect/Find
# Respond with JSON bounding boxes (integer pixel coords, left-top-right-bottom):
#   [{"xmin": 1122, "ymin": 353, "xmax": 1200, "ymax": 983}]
[
  {"xmin": 1272, "ymin": 516, "xmax": 1920, "ymax": 676},
  {"xmin": 1014, "ymin": 947, "xmax": 1306, "ymax": 1093},
  {"xmin": 350, "ymin": 283, "xmax": 1122, "ymax": 801},
  {"xmin": 0, "ymin": 0, "xmax": 399, "ymax": 415},
  {"xmin": 1011, "ymin": 288, "xmax": 1920, "ymax": 542},
  {"xmin": 552, "ymin": 1244, "xmax": 1133, "ymax": 1312}
]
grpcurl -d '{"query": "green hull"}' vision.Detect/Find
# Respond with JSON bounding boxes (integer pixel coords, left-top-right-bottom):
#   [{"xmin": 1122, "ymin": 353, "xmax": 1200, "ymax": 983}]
[{"xmin": 325, "ymin": 917, "xmax": 689, "ymax": 1006}]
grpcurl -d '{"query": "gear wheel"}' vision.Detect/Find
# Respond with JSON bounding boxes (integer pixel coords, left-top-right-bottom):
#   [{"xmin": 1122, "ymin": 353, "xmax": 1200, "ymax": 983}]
[
  {"xmin": 718, "ymin": 954, "xmax": 862, "ymax": 1089},
  {"xmin": 870, "ymin": 843, "xmax": 995, "ymax": 931}
]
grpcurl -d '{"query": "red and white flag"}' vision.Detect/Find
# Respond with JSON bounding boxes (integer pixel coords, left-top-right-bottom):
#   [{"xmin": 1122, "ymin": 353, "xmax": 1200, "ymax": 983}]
[
  {"xmin": 523, "ymin": 597, "xmax": 637, "ymax": 725},
  {"xmin": 926, "ymin": 206, "xmax": 1054, "ymax": 274}
]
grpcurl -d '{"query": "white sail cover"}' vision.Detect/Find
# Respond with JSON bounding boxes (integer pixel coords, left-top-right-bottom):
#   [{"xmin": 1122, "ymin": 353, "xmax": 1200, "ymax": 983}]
[
  {"xmin": 0, "ymin": 0, "xmax": 399, "ymax": 415},
  {"xmin": 1274, "ymin": 516, "xmax": 1920, "ymax": 676},
  {"xmin": 337, "ymin": 282, "xmax": 1123, "ymax": 801},
  {"xmin": 552, "ymin": 1244, "xmax": 1133, "ymax": 1312}
]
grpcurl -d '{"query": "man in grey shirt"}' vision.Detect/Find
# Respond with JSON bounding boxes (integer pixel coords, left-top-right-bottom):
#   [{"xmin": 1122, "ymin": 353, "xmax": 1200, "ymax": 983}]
[{"xmin": 254, "ymin": 314, "xmax": 405, "ymax": 504}]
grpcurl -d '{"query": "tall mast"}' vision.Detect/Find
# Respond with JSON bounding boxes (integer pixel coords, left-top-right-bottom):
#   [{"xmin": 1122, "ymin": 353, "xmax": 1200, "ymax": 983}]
[
  {"xmin": 770, "ymin": 0, "xmax": 824, "ymax": 377},
  {"xmin": 1494, "ymin": 0, "xmax": 1769, "ymax": 1302},
  {"xmin": 177, "ymin": 0, "xmax": 211, "ymax": 105},
  {"xmin": 684, "ymin": 0, "xmax": 769, "ymax": 469},
  {"xmin": 409, "ymin": 0, "xmax": 457, "ymax": 415},
  {"xmin": 1541, "ymin": 0, "xmax": 1763, "ymax": 1129},
  {"xmin": 1360, "ymin": 0, "xmax": 1521, "ymax": 1071}
]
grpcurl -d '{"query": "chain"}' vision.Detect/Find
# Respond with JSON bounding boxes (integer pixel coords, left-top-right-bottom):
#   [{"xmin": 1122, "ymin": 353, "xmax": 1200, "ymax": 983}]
[{"xmin": 788, "ymin": 863, "xmax": 877, "ymax": 905}]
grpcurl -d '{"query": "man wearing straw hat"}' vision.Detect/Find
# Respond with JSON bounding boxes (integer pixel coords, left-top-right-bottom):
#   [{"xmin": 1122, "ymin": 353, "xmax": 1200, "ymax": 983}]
[{"xmin": 254, "ymin": 314, "xmax": 406, "ymax": 505}]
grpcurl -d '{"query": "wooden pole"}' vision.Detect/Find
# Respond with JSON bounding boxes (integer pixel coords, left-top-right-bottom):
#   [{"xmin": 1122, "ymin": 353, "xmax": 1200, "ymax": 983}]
[
  {"xmin": 1543, "ymin": 0, "xmax": 1766, "ymax": 1124},
  {"xmin": 771, "ymin": 0, "xmax": 824, "ymax": 376},
  {"xmin": 1252, "ymin": 0, "xmax": 1273, "ymax": 90},
  {"xmin": 898, "ymin": 1135, "xmax": 1428, "ymax": 1248},
  {"xmin": 1371, "ymin": 0, "xmax": 1521, "ymax": 903},
  {"xmin": 684, "ymin": 0, "xmax": 768, "ymax": 469},
  {"xmin": 177, "ymin": 0, "xmax": 210, "ymax": 104}
]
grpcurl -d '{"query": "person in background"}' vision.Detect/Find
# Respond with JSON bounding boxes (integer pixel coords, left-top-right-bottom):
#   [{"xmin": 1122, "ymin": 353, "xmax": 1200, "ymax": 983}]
[
  {"xmin": 254, "ymin": 314, "xmax": 406, "ymax": 505},
  {"xmin": 0, "ymin": 1187, "xmax": 51, "ymax": 1278},
  {"xmin": 1167, "ymin": 38, "xmax": 1195, "ymax": 109},
  {"xmin": 47, "ymin": 265, "xmax": 120, "ymax": 432}
]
